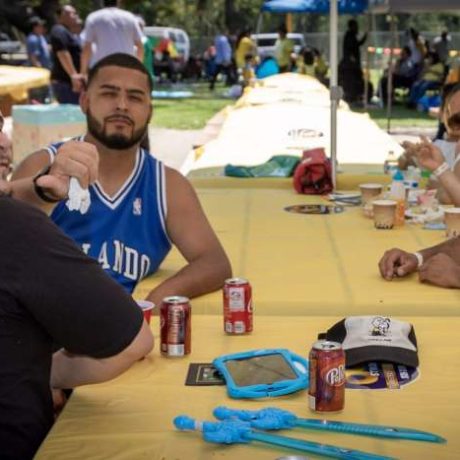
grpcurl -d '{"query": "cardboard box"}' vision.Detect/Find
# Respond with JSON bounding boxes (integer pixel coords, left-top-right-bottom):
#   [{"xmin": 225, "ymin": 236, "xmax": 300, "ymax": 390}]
[{"xmin": 12, "ymin": 104, "xmax": 86, "ymax": 164}]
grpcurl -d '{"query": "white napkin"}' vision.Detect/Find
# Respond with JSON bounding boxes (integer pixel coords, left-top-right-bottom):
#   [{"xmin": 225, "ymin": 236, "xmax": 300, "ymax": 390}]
[{"xmin": 66, "ymin": 177, "xmax": 91, "ymax": 214}]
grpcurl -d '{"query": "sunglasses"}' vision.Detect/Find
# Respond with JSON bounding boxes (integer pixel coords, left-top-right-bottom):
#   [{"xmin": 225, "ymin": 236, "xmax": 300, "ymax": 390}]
[{"xmin": 447, "ymin": 112, "xmax": 460, "ymax": 130}]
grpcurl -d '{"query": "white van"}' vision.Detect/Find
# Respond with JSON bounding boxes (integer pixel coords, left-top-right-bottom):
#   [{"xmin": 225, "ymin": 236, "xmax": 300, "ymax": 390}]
[
  {"xmin": 251, "ymin": 33, "xmax": 305, "ymax": 59},
  {"xmin": 143, "ymin": 26, "xmax": 190, "ymax": 64}
]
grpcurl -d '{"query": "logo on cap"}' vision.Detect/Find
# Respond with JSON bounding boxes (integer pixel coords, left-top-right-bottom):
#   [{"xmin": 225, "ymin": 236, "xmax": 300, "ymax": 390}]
[{"xmin": 370, "ymin": 316, "xmax": 390, "ymax": 337}]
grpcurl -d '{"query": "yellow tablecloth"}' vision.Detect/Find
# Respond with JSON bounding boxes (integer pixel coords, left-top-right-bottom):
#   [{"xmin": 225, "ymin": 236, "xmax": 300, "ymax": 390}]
[
  {"xmin": 0, "ymin": 65, "xmax": 50, "ymax": 101},
  {"xmin": 134, "ymin": 179, "xmax": 458, "ymax": 316},
  {"xmin": 35, "ymin": 316, "xmax": 460, "ymax": 460}
]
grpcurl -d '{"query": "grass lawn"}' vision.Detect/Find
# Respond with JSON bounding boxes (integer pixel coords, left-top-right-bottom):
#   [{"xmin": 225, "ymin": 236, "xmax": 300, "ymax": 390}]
[
  {"xmin": 151, "ymin": 82, "xmax": 231, "ymax": 130},
  {"xmin": 354, "ymin": 105, "xmax": 438, "ymax": 131},
  {"xmin": 150, "ymin": 81, "xmax": 438, "ymax": 133}
]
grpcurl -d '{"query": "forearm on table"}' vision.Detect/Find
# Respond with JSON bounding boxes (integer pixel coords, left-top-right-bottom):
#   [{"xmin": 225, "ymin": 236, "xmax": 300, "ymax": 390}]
[
  {"xmin": 57, "ymin": 50, "xmax": 79, "ymax": 78},
  {"xmin": 51, "ymin": 345, "xmax": 146, "ymax": 389},
  {"xmin": 146, "ymin": 254, "xmax": 232, "ymax": 305},
  {"xmin": 420, "ymin": 237, "xmax": 460, "ymax": 264},
  {"xmin": 51, "ymin": 320, "xmax": 153, "ymax": 389}
]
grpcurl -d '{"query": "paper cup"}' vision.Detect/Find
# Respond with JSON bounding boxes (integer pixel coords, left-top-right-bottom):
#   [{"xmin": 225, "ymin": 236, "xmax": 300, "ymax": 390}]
[
  {"xmin": 360, "ymin": 183, "xmax": 383, "ymax": 217},
  {"xmin": 137, "ymin": 300, "xmax": 155, "ymax": 324},
  {"xmin": 360, "ymin": 183, "xmax": 383, "ymax": 204},
  {"xmin": 373, "ymin": 199, "xmax": 397, "ymax": 229},
  {"xmin": 444, "ymin": 208, "xmax": 460, "ymax": 238}
]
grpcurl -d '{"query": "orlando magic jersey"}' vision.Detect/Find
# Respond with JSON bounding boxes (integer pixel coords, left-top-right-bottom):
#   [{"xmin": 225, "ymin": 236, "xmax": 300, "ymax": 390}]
[{"xmin": 47, "ymin": 140, "xmax": 172, "ymax": 293}]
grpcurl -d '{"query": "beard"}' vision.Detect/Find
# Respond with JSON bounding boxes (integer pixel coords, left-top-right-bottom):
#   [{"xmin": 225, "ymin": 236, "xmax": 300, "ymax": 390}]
[{"xmin": 86, "ymin": 108, "xmax": 150, "ymax": 150}]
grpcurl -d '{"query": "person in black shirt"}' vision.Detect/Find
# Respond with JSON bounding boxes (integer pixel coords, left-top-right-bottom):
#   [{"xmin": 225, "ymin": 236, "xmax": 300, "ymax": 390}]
[
  {"xmin": 343, "ymin": 19, "xmax": 367, "ymax": 68},
  {"xmin": 0, "ymin": 112, "xmax": 154, "ymax": 459},
  {"xmin": 50, "ymin": 4, "xmax": 83, "ymax": 103},
  {"xmin": 339, "ymin": 19, "xmax": 368, "ymax": 104}
]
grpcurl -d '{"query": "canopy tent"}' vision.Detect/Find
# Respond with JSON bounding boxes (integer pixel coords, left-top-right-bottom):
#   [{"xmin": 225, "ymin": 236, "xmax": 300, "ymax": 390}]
[
  {"xmin": 369, "ymin": 0, "xmax": 460, "ymax": 13},
  {"xmin": 262, "ymin": 0, "xmax": 367, "ymax": 14},
  {"xmin": 259, "ymin": 0, "xmax": 369, "ymax": 187}
]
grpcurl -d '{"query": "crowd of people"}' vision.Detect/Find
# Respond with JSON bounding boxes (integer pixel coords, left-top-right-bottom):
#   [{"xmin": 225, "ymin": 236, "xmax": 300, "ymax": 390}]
[
  {"xmin": 20, "ymin": 4, "xmax": 331, "ymax": 96},
  {"xmin": 378, "ymin": 27, "xmax": 457, "ymax": 111},
  {"xmin": 15, "ymin": 2, "xmax": 460, "ymax": 108},
  {"xmin": 204, "ymin": 24, "xmax": 329, "ymax": 90}
]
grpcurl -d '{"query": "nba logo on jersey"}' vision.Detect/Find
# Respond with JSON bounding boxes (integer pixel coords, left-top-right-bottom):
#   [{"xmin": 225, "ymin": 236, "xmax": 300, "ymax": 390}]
[{"xmin": 133, "ymin": 198, "xmax": 142, "ymax": 216}]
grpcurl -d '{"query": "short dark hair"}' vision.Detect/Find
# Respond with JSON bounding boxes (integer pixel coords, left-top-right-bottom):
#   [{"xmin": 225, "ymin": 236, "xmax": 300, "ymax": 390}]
[
  {"xmin": 348, "ymin": 19, "xmax": 358, "ymax": 29},
  {"xmin": 87, "ymin": 53, "xmax": 153, "ymax": 93},
  {"xmin": 56, "ymin": 4, "xmax": 72, "ymax": 17}
]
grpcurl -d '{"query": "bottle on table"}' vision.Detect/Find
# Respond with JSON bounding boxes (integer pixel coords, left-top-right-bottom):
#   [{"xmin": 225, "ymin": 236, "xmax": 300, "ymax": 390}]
[
  {"xmin": 389, "ymin": 169, "xmax": 406, "ymax": 226},
  {"xmin": 383, "ymin": 150, "xmax": 398, "ymax": 175}
]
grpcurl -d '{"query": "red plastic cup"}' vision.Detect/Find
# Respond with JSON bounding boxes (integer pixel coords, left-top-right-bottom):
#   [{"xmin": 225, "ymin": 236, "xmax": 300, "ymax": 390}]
[{"xmin": 137, "ymin": 300, "xmax": 155, "ymax": 324}]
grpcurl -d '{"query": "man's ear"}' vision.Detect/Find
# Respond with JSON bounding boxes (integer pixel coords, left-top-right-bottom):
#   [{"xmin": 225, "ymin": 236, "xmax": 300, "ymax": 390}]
[{"xmin": 80, "ymin": 90, "xmax": 89, "ymax": 114}]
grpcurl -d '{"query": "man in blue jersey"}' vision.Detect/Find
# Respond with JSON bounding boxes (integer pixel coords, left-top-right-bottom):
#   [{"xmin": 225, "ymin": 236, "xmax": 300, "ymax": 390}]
[{"xmin": 12, "ymin": 53, "xmax": 232, "ymax": 305}]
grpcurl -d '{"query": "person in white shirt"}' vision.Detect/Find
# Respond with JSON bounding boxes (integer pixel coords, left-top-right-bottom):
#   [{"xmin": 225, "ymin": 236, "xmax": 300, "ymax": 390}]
[
  {"xmin": 80, "ymin": 0, "xmax": 144, "ymax": 77},
  {"xmin": 398, "ymin": 83, "xmax": 460, "ymax": 204}
]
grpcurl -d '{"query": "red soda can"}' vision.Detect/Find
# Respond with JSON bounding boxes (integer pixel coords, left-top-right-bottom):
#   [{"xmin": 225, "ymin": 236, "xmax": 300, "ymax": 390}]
[
  {"xmin": 223, "ymin": 278, "xmax": 253, "ymax": 334},
  {"xmin": 308, "ymin": 340, "xmax": 345, "ymax": 412},
  {"xmin": 160, "ymin": 296, "xmax": 191, "ymax": 357}
]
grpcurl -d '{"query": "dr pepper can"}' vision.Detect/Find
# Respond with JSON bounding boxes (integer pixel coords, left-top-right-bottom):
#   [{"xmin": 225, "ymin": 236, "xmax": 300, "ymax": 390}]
[
  {"xmin": 308, "ymin": 340, "xmax": 345, "ymax": 412},
  {"xmin": 223, "ymin": 278, "xmax": 253, "ymax": 334},
  {"xmin": 160, "ymin": 296, "xmax": 191, "ymax": 357}
]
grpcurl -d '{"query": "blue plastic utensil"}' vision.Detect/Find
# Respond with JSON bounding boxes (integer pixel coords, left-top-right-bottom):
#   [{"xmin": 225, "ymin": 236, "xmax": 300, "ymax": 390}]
[
  {"xmin": 213, "ymin": 407, "xmax": 446, "ymax": 444},
  {"xmin": 174, "ymin": 415, "xmax": 396, "ymax": 460}
]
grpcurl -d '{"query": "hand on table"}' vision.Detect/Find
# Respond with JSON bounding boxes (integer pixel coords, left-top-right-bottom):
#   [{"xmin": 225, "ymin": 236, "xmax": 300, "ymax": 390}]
[
  {"xmin": 419, "ymin": 253, "xmax": 460, "ymax": 288},
  {"xmin": 36, "ymin": 140, "xmax": 98, "ymax": 200},
  {"xmin": 379, "ymin": 248, "xmax": 419, "ymax": 280}
]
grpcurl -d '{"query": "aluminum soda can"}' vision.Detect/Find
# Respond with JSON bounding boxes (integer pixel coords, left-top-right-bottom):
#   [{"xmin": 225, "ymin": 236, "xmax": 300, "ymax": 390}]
[
  {"xmin": 223, "ymin": 278, "xmax": 253, "ymax": 334},
  {"xmin": 160, "ymin": 296, "xmax": 191, "ymax": 357},
  {"xmin": 308, "ymin": 340, "xmax": 345, "ymax": 412}
]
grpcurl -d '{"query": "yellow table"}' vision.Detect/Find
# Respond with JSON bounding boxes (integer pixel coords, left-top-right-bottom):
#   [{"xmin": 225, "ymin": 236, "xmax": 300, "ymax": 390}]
[
  {"xmin": 134, "ymin": 179, "xmax": 460, "ymax": 317},
  {"xmin": 0, "ymin": 65, "xmax": 50, "ymax": 101},
  {"xmin": 35, "ymin": 316, "xmax": 460, "ymax": 460}
]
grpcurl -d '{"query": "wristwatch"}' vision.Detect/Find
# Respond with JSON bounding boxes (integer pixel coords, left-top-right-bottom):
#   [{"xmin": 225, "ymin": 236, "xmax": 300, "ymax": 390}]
[{"xmin": 33, "ymin": 165, "xmax": 61, "ymax": 203}]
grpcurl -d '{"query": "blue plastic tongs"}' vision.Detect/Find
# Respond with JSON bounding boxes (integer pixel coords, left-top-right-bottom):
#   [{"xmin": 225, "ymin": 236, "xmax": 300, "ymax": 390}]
[
  {"xmin": 214, "ymin": 407, "xmax": 446, "ymax": 444},
  {"xmin": 174, "ymin": 415, "xmax": 396, "ymax": 460}
]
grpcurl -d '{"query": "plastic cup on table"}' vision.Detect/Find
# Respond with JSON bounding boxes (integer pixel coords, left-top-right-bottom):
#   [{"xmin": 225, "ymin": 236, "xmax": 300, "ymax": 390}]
[
  {"xmin": 373, "ymin": 199, "xmax": 397, "ymax": 229},
  {"xmin": 359, "ymin": 183, "xmax": 383, "ymax": 217},
  {"xmin": 137, "ymin": 300, "xmax": 155, "ymax": 324}
]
